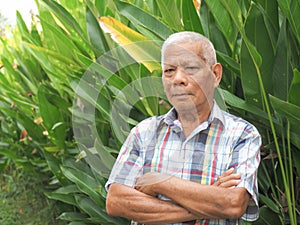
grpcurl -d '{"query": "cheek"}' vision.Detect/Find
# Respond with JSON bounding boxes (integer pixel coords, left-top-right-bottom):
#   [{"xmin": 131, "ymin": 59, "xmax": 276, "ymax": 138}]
[
  {"xmin": 162, "ymin": 79, "xmax": 171, "ymax": 94},
  {"xmin": 162, "ymin": 77, "xmax": 171, "ymax": 87},
  {"xmin": 192, "ymin": 74, "xmax": 216, "ymax": 98},
  {"xmin": 194, "ymin": 73, "xmax": 216, "ymax": 89}
]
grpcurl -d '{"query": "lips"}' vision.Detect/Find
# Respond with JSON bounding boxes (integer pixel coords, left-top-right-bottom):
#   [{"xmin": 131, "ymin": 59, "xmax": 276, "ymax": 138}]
[
  {"xmin": 173, "ymin": 92, "xmax": 191, "ymax": 96},
  {"xmin": 172, "ymin": 93, "xmax": 192, "ymax": 98}
]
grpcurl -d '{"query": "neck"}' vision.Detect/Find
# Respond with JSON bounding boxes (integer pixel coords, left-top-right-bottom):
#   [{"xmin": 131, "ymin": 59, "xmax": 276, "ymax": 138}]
[{"xmin": 177, "ymin": 101, "xmax": 213, "ymax": 137}]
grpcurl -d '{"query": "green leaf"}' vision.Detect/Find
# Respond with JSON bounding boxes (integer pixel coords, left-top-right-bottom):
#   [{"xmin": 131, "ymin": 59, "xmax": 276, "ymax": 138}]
[
  {"xmin": 221, "ymin": 0, "xmax": 243, "ymax": 31},
  {"xmin": 270, "ymin": 95, "xmax": 300, "ymax": 120},
  {"xmin": 240, "ymin": 41, "xmax": 262, "ymax": 107},
  {"xmin": 220, "ymin": 89, "xmax": 270, "ymax": 123},
  {"xmin": 52, "ymin": 184, "xmax": 79, "ymax": 194},
  {"xmin": 199, "ymin": 2, "xmax": 211, "ymax": 37},
  {"xmin": 245, "ymin": 3, "xmax": 274, "ymax": 96},
  {"xmin": 181, "ymin": 0, "xmax": 204, "ymax": 34},
  {"xmin": 0, "ymin": 57, "xmax": 22, "ymax": 85},
  {"xmin": 252, "ymin": 205, "xmax": 282, "ymax": 225},
  {"xmin": 154, "ymin": 0, "xmax": 183, "ymax": 31},
  {"xmin": 58, "ymin": 212, "xmax": 88, "ymax": 222},
  {"xmin": 256, "ymin": 3, "xmax": 278, "ymax": 53},
  {"xmin": 94, "ymin": 138, "xmax": 116, "ymax": 171},
  {"xmin": 259, "ymin": 194, "xmax": 280, "ymax": 214},
  {"xmin": 278, "ymin": 0, "xmax": 300, "ymax": 43},
  {"xmin": 0, "ymin": 149, "xmax": 20, "ymax": 161},
  {"xmin": 38, "ymin": 84, "xmax": 66, "ymax": 149},
  {"xmin": 74, "ymin": 195, "xmax": 127, "ymax": 224},
  {"xmin": 100, "ymin": 16, "xmax": 161, "ymax": 72},
  {"xmin": 86, "ymin": 4, "xmax": 109, "ymax": 57},
  {"xmin": 83, "ymin": 147, "xmax": 112, "ymax": 179},
  {"xmin": 272, "ymin": 19, "xmax": 292, "ymax": 101},
  {"xmin": 23, "ymin": 44, "xmax": 63, "ymax": 79},
  {"xmin": 16, "ymin": 11, "xmax": 30, "ymax": 38},
  {"xmin": 70, "ymin": 78, "xmax": 111, "ymax": 121},
  {"xmin": 60, "ymin": 165, "xmax": 105, "ymax": 208},
  {"xmin": 41, "ymin": 0, "xmax": 88, "ymax": 43},
  {"xmin": 43, "ymin": 151, "xmax": 70, "ymax": 186},
  {"xmin": 256, "ymin": 0, "xmax": 279, "ymax": 34},
  {"xmin": 16, "ymin": 113, "xmax": 45, "ymax": 140},
  {"xmin": 289, "ymin": 69, "xmax": 300, "ymax": 107},
  {"xmin": 45, "ymin": 192, "xmax": 77, "ymax": 206},
  {"xmin": 37, "ymin": 19, "xmax": 81, "ymax": 59},
  {"xmin": 205, "ymin": 0, "xmax": 237, "ymax": 49},
  {"xmin": 114, "ymin": 0, "xmax": 172, "ymax": 40},
  {"xmin": 269, "ymin": 95, "xmax": 300, "ymax": 135},
  {"xmin": 214, "ymin": 88, "xmax": 227, "ymax": 111},
  {"xmin": 68, "ymin": 222, "xmax": 88, "ymax": 225},
  {"xmin": 222, "ymin": 0, "xmax": 262, "ymax": 68},
  {"xmin": 216, "ymin": 51, "xmax": 240, "ymax": 75}
]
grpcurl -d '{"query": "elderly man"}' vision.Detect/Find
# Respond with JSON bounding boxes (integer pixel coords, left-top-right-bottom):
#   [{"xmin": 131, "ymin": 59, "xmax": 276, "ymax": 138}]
[{"xmin": 105, "ymin": 31, "xmax": 261, "ymax": 225}]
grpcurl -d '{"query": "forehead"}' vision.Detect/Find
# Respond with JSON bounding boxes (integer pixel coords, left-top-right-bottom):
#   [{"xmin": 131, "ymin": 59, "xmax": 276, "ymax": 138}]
[{"xmin": 162, "ymin": 43, "xmax": 205, "ymax": 66}]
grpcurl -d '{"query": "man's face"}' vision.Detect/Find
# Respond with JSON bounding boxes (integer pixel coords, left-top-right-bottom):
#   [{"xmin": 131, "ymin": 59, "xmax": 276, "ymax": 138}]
[{"xmin": 162, "ymin": 43, "xmax": 219, "ymax": 113}]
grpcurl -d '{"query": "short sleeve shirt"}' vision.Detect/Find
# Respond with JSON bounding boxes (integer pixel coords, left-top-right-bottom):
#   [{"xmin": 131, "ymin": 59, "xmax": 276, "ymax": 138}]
[{"xmin": 106, "ymin": 103, "xmax": 261, "ymax": 225}]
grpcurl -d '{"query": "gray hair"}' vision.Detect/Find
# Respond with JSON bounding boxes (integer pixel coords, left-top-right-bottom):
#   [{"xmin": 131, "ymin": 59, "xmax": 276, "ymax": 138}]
[{"xmin": 161, "ymin": 31, "xmax": 217, "ymax": 66}]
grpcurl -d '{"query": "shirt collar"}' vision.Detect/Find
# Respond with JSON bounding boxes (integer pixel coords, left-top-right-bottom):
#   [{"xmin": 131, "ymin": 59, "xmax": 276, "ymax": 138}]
[{"xmin": 163, "ymin": 100, "xmax": 226, "ymax": 127}]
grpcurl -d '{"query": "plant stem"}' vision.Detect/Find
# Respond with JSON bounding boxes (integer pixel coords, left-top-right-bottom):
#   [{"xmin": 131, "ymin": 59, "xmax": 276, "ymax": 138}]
[{"xmin": 255, "ymin": 60, "xmax": 296, "ymax": 225}]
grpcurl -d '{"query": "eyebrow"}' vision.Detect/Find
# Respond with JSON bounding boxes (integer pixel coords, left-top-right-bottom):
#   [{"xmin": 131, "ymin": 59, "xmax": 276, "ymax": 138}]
[{"xmin": 163, "ymin": 60, "xmax": 203, "ymax": 67}]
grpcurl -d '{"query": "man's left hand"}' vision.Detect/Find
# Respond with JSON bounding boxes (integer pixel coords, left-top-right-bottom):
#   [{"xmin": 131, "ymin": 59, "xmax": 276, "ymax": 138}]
[{"xmin": 135, "ymin": 172, "xmax": 172, "ymax": 197}]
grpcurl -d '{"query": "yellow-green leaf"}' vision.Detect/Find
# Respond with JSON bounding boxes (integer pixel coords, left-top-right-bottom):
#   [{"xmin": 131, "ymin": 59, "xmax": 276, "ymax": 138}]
[{"xmin": 100, "ymin": 16, "xmax": 161, "ymax": 72}]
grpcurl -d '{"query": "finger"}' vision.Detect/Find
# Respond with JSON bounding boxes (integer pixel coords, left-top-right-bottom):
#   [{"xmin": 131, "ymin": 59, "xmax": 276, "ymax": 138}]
[
  {"xmin": 220, "ymin": 167, "xmax": 235, "ymax": 177},
  {"xmin": 219, "ymin": 173, "xmax": 241, "ymax": 183},
  {"xmin": 213, "ymin": 173, "xmax": 241, "ymax": 187},
  {"xmin": 219, "ymin": 179, "xmax": 241, "ymax": 188}
]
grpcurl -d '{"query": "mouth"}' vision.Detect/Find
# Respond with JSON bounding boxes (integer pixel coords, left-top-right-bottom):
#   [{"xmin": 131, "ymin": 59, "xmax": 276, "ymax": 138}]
[{"xmin": 172, "ymin": 93, "xmax": 192, "ymax": 98}]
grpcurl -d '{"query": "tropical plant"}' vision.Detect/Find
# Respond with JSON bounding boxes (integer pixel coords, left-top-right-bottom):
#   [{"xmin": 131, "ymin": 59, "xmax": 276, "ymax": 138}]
[{"xmin": 0, "ymin": 0, "xmax": 299, "ymax": 224}]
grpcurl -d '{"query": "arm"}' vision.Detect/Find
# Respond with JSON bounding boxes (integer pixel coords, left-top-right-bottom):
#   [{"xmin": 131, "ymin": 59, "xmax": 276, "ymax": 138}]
[
  {"xmin": 106, "ymin": 183, "xmax": 199, "ymax": 224},
  {"xmin": 136, "ymin": 171, "xmax": 249, "ymax": 220}
]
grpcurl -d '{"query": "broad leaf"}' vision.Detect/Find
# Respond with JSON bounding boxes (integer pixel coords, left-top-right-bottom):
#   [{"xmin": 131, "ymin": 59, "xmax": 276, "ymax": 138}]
[
  {"xmin": 289, "ymin": 69, "xmax": 300, "ymax": 107},
  {"xmin": 61, "ymin": 165, "xmax": 105, "ymax": 208},
  {"xmin": 181, "ymin": 0, "xmax": 204, "ymax": 34},
  {"xmin": 100, "ymin": 16, "xmax": 161, "ymax": 72},
  {"xmin": 272, "ymin": 19, "xmax": 293, "ymax": 101},
  {"xmin": 205, "ymin": 0, "xmax": 237, "ymax": 50},
  {"xmin": 86, "ymin": 4, "xmax": 109, "ymax": 57},
  {"xmin": 38, "ymin": 84, "xmax": 66, "ymax": 149},
  {"xmin": 154, "ymin": 0, "xmax": 183, "ymax": 31},
  {"xmin": 245, "ymin": 3, "xmax": 274, "ymax": 95},
  {"xmin": 278, "ymin": 0, "xmax": 300, "ymax": 43},
  {"xmin": 270, "ymin": 95, "xmax": 300, "ymax": 135},
  {"xmin": 114, "ymin": 0, "xmax": 172, "ymax": 40}
]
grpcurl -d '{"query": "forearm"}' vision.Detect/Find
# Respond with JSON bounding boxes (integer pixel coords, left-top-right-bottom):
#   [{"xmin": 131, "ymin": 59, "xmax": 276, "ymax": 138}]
[
  {"xmin": 106, "ymin": 183, "xmax": 198, "ymax": 224},
  {"xmin": 154, "ymin": 176, "xmax": 249, "ymax": 219}
]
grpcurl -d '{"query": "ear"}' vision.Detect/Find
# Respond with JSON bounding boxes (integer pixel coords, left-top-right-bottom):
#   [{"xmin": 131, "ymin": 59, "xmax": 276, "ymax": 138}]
[{"xmin": 211, "ymin": 63, "xmax": 222, "ymax": 87}]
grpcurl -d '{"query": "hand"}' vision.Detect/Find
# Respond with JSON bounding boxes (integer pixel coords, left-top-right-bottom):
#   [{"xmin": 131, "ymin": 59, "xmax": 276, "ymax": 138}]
[
  {"xmin": 135, "ymin": 172, "xmax": 172, "ymax": 197},
  {"xmin": 213, "ymin": 168, "xmax": 241, "ymax": 188}
]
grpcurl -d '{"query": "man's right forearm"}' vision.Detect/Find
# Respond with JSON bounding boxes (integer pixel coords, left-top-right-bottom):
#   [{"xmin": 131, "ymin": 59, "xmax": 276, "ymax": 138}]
[{"xmin": 106, "ymin": 183, "xmax": 199, "ymax": 224}]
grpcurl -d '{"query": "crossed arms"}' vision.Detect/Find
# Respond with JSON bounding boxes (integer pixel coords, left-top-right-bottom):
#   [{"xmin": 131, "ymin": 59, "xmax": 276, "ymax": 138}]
[{"xmin": 106, "ymin": 168, "xmax": 250, "ymax": 224}]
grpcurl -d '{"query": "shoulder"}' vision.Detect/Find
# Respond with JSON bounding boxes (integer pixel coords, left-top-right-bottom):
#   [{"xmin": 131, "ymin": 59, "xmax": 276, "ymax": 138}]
[
  {"xmin": 222, "ymin": 110, "xmax": 259, "ymax": 134},
  {"xmin": 219, "ymin": 110, "xmax": 261, "ymax": 147},
  {"xmin": 212, "ymin": 103, "xmax": 258, "ymax": 135},
  {"xmin": 129, "ymin": 115, "xmax": 165, "ymax": 141},
  {"xmin": 135, "ymin": 115, "xmax": 164, "ymax": 131}
]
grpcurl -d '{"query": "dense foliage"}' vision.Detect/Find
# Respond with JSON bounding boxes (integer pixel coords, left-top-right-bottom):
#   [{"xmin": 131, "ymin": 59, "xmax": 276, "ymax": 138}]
[{"xmin": 0, "ymin": 0, "xmax": 299, "ymax": 224}]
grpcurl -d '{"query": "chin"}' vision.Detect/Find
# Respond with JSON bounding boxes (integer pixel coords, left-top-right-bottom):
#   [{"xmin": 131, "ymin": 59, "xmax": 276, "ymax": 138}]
[
  {"xmin": 174, "ymin": 103, "xmax": 198, "ymax": 112},
  {"xmin": 175, "ymin": 100, "xmax": 209, "ymax": 112}
]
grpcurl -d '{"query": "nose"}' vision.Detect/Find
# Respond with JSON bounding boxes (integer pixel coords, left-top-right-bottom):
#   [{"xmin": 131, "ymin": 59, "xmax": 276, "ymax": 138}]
[{"xmin": 173, "ymin": 68, "xmax": 188, "ymax": 86}]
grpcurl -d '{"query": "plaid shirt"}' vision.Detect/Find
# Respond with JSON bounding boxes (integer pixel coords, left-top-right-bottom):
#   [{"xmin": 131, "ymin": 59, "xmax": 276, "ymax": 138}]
[{"xmin": 106, "ymin": 103, "xmax": 261, "ymax": 225}]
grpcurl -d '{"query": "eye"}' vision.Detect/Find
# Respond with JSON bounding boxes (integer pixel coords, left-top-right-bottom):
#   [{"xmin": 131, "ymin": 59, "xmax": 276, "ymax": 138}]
[
  {"xmin": 184, "ymin": 66, "xmax": 200, "ymax": 74},
  {"xmin": 163, "ymin": 68, "xmax": 176, "ymax": 76}
]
